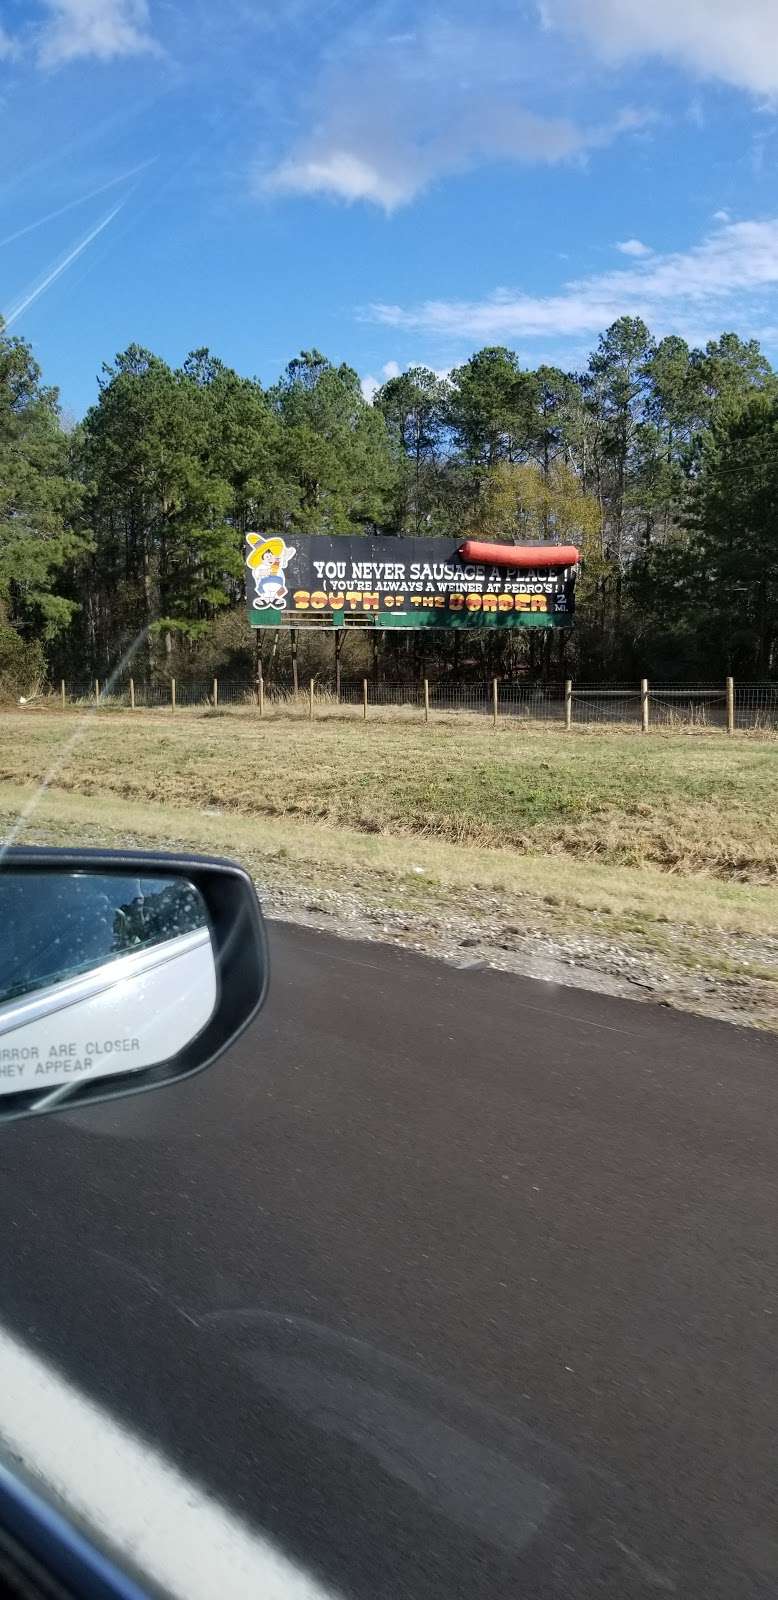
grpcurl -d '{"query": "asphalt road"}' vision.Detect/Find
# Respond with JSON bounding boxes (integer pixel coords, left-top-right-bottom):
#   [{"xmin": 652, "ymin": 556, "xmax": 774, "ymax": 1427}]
[{"xmin": 0, "ymin": 920, "xmax": 776, "ymax": 1599}]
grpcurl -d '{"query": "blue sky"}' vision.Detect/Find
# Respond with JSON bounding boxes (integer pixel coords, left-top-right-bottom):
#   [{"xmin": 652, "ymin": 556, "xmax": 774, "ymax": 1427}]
[{"xmin": 2, "ymin": 0, "xmax": 778, "ymax": 415}]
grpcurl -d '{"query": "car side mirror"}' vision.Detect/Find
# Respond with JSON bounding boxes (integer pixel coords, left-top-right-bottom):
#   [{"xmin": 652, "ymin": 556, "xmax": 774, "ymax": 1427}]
[{"xmin": 0, "ymin": 848, "xmax": 269, "ymax": 1122}]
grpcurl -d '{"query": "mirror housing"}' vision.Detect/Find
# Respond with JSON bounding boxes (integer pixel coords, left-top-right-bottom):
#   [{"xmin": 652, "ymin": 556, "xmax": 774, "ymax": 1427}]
[{"xmin": 0, "ymin": 847, "xmax": 269, "ymax": 1122}]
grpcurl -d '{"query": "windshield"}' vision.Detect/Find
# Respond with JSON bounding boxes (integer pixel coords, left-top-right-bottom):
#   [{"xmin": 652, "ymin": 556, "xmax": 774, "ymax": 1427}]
[{"xmin": 2, "ymin": 3, "xmax": 777, "ymax": 1598}]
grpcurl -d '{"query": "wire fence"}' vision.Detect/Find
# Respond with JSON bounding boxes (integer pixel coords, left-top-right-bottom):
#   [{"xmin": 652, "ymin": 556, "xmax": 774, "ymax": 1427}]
[{"xmin": 28, "ymin": 675, "xmax": 778, "ymax": 733}]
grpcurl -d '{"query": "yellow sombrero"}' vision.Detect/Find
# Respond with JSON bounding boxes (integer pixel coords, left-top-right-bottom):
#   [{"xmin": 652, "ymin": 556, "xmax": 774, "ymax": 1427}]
[{"xmin": 246, "ymin": 534, "xmax": 287, "ymax": 568}]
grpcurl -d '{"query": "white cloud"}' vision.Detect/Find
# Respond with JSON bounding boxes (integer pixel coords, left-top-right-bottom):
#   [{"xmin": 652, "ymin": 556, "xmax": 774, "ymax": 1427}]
[
  {"xmin": 713, "ymin": 209, "xmax": 731, "ymax": 223},
  {"xmin": 540, "ymin": 0, "xmax": 778, "ymax": 97},
  {"xmin": 360, "ymin": 359, "xmax": 449, "ymax": 402},
  {"xmin": 368, "ymin": 215, "xmax": 778, "ymax": 346},
  {"xmin": 616, "ymin": 237, "xmax": 651, "ymax": 256},
  {"xmin": 37, "ymin": 0, "xmax": 155, "ymax": 67},
  {"xmin": 360, "ymin": 359, "xmax": 409, "ymax": 400},
  {"xmin": 360, "ymin": 374, "xmax": 381, "ymax": 402},
  {"xmin": 266, "ymin": 153, "xmax": 412, "ymax": 211},
  {"xmin": 263, "ymin": 109, "xmax": 597, "ymax": 212},
  {"xmin": 0, "ymin": 24, "xmax": 18, "ymax": 58},
  {"xmin": 260, "ymin": 16, "xmax": 653, "ymax": 210}
]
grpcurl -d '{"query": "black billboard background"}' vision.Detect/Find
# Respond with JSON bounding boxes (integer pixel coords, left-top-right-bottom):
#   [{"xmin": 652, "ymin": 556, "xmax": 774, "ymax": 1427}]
[{"xmin": 245, "ymin": 534, "xmax": 576, "ymax": 628}]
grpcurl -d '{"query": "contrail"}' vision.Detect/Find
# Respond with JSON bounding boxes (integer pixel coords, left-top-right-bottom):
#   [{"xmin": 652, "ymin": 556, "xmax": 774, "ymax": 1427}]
[
  {"xmin": 0, "ymin": 158, "xmax": 156, "ymax": 249},
  {"xmin": 3, "ymin": 200, "xmax": 126, "ymax": 329}
]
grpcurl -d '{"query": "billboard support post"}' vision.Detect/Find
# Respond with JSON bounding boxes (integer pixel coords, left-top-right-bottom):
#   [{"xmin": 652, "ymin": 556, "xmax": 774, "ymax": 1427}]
[
  {"xmin": 565, "ymin": 679, "xmax": 572, "ymax": 730},
  {"xmin": 334, "ymin": 631, "xmax": 344, "ymax": 702},
  {"xmin": 424, "ymin": 678, "xmax": 429, "ymax": 723},
  {"xmin": 492, "ymin": 678, "xmax": 498, "ymax": 728},
  {"xmin": 362, "ymin": 678, "xmax": 368, "ymax": 721},
  {"xmin": 269, "ymin": 627, "xmax": 280, "ymax": 681},
  {"xmin": 291, "ymin": 629, "xmax": 298, "ymax": 697}
]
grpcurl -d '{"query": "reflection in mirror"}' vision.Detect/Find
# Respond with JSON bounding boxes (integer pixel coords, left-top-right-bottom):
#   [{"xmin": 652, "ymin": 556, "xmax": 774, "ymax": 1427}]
[{"xmin": 0, "ymin": 872, "xmax": 217, "ymax": 1102}]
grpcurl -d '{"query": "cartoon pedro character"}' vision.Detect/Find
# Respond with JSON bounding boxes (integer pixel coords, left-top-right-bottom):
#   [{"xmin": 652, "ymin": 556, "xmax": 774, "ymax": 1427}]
[{"xmin": 246, "ymin": 534, "xmax": 297, "ymax": 610}]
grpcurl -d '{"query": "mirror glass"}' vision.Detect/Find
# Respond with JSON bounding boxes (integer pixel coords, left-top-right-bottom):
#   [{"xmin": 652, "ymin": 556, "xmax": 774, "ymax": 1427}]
[{"xmin": 0, "ymin": 872, "xmax": 217, "ymax": 1102}]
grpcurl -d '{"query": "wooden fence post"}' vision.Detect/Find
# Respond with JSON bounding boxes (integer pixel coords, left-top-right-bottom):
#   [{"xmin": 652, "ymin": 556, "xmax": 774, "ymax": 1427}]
[
  {"xmin": 641, "ymin": 678, "xmax": 649, "ymax": 734},
  {"xmin": 424, "ymin": 678, "xmax": 429, "ymax": 724},
  {"xmin": 257, "ymin": 661, "xmax": 264, "ymax": 717},
  {"xmin": 95, "ymin": 678, "xmax": 100, "ymax": 705},
  {"xmin": 212, "ymin": 677, "xmax": 218, "ymax": 710},
  {"xmin": 363, "ymin": 678, "xmax": 368, "ymax": 721},
  {"xmin": 565, "ymin": 679, "xmax": 572, "ymax": 730},
  {"xmin": 129, "ymin": 677, "xmax": 135, "ymax": 712},
  {"xmin": 726, "ymin": 676, "xmax": 735, "ymax": 737},
  {"xmin": 171, "ymin": 677, "xmax": 176, "ymax": 713},
  {"xmin": 309, "ymin": 678, "xmax": 315, "ymax": 720},
  {"xmin": 60, "ymin": 679, "xmax": 66, "ymax": 711},
  {"xmin": 492, "ymin": 677, "xmax": 498, "ymax": 728}
]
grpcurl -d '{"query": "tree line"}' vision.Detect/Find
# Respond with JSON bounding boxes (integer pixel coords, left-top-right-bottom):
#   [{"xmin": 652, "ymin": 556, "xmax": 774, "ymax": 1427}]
[{"xmin": 2, "ymin": 313, "xmax": 778, "ymax": 695}]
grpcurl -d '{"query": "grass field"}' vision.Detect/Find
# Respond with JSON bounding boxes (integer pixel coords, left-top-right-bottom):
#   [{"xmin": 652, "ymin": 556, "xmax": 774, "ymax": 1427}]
[{"xmin": 2, "ymin": 707, "xmax": 777, "ymax": 1026}]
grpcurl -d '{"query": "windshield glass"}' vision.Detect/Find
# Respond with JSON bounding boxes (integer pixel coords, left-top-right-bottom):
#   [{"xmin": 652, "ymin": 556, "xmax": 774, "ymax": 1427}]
[{"xmin": 1, "ymin": 3, "xmax": 777, "ymax": 1598}]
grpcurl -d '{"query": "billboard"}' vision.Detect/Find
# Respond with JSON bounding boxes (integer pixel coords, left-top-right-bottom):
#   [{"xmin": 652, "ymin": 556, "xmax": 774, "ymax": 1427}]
[{"xmin": 245, "ymin": 534, "xmax": 577, "ymax": 629}]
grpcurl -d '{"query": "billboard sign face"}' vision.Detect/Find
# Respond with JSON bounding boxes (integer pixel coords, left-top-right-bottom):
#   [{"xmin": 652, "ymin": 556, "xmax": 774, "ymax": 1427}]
[{"xmin": 245, "ymin": 534, "xmax": 576, "ymax": 629}]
